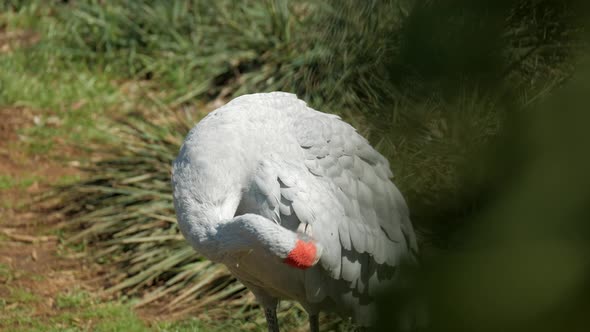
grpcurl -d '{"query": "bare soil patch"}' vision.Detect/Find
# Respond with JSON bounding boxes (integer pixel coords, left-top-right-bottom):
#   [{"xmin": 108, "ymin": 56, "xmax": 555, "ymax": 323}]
[
  {"xmin": 0, "ymin": 106, "xmax": 103, "ymax": 329},
  {"xmin": 0, "ymin": 26, "xmax": 39, "ymax": 53}
]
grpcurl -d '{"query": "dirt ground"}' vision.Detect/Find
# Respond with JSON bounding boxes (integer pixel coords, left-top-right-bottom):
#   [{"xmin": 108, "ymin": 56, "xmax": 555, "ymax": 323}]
[
  {"xmin": 0, "ymin": 106, "xmax": 105, "ymax": 327},
  {"xmin": 0, "ymin": 105, "xmax": 199, "ymax": 332}
]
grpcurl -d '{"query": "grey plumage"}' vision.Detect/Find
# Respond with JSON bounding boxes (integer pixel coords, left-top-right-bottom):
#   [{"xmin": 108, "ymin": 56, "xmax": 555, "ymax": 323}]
[{"xmin": 171, "ymin": 92, "xmax": 418, "ymax": 330}]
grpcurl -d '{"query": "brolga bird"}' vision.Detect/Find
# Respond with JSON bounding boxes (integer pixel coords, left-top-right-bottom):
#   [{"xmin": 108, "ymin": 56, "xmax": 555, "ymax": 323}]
[{"xmin": 172, "ymin": 92, "xmax": 419, "ymax": 331}]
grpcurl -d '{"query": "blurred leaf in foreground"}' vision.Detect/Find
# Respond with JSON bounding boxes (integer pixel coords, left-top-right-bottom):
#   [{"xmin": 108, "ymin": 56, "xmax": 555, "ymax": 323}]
[{"xmin": 377, "ymin": 56, "xmax": 590, "ymax": 332}]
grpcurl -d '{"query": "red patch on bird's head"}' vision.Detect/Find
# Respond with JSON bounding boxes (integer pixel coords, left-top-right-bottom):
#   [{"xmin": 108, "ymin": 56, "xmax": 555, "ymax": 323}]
[{"xmin": 284, "ymin": 239, "xmax": 317, "ymax": 269}]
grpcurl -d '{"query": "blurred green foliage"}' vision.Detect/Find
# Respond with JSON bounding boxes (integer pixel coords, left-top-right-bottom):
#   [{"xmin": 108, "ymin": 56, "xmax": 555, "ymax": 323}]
[
  {"xmin": 375, "ymin": 2, "xmax": 590, "ymax": 330},
  {"xmin": 378, "ymin": 58, "xmax": 590, "ymax": 331}
]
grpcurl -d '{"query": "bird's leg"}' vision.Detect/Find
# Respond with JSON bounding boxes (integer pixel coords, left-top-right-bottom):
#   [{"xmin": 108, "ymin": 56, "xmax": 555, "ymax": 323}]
[
  {"xmin": 309, "ymin": 313, "xmax": 319, "ymax": 332},
  {"xmin": 264, "ymin": 306, "xmax": 280, "ymax": 332},
  {"xmin": 249, "ymin": 286, "xmax": 280, "ymax": 332}
]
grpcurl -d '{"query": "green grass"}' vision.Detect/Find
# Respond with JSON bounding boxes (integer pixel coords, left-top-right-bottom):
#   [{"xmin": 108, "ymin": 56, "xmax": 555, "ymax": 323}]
[
  {"xmin": 54, "ymin": 174, "xmax": 83, "ymax": 186},
  {"xmin": 1, "ymin": 285, "xmax": 311, "ymax": 332},
  {"xmin": 1, "ymin": 280, "xmax": 150, "ymax": 332},
  {"xmin": 0, "ymin": 261, "xmax": 148, "ymax": 332},
  {"xmin": 2, "ymin": 296, "xmax": 148, "ymax": 332},
  {"xmin": 55, "ymin": 289, "xmax": 92, "ymax": 309},
  {"xmin": 0, "ymin": 5, "xmax": 124, "ymax": 155},
  {"xmin": 8, "ymin": 287, "xmax": 40, "ymax": 304},
  {"xmin": 0, "ymin": 175, "xmax": 42, "ymax": 190},
  {"xmin": 0, "ymin": 196, "xmax": 27, "ymax": 210},
  {"xmin": 0, "ymin": 50, "xmax": 123, "ymax": 154},
  {"xmin": 156, "ymin": 319, "xmax": 216, "ymax": 332},
  {"xmin": 0, "ymin": 174, "xmax": 81, "ymax": 191},
  {"xmin": 0, "ymin": 263, "xmax": 12, "ymax": 281},
  {"xmin": 40, "ymin": 0, "xmax": 325, "ymax": 104},
  {"xmin": 85, "ymin": 304, "xmax": 147, "ymax": 332}
]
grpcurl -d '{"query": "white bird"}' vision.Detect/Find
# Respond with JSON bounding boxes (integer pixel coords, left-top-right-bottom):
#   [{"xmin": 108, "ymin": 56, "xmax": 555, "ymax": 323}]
[{"xmin": 171, "ymin": 92, "xmax": 419, "ymax": 331}]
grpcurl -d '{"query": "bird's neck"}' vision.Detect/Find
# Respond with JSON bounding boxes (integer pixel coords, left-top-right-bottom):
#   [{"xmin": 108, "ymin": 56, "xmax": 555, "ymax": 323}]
[{"xmin": 172, "ymin": 160, "xmax": 245, "ymax": 253}]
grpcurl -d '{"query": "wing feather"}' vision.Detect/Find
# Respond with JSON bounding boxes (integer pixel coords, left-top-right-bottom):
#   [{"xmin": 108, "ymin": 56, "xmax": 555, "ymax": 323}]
[
  {"xmin": 289, "ymin": 107, "xmax": 418, "ymax": 295},
  {"xmin": 240, "ymin": 96, "xmax": 417, "ymax": 310}
]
